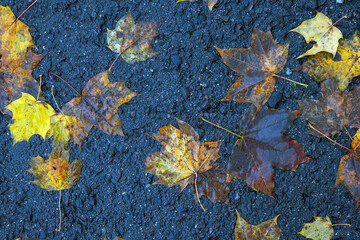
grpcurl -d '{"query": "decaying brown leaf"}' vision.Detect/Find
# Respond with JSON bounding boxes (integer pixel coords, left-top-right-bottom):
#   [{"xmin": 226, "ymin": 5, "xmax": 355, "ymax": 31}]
[
  {"xmin": 144, "ymin": 118, "xmax": 230, "ymax": 206},
  {"xmin": 228, "ymin": 107, "xmax": 310, "ymax": 196},
  {"xmin": 298, "ymin": 79, "xmax": 360, "ymax": 137},
  {"xmin": 336, "ymin": 129, "xmax": 360, "ymax": 208},
  {"xmin": 300, "ymin": 32, "xmax": 360, "ymax": 91},
  {"xmin": 107, "ymin": 11, "xmax": 159, "ymax": 64},
  {"xmin": 234, "ymin": 210, "xmax": 281, "ymax": 240},
  {"xmin": 61, "ymin": 71, "xmax": 138, "ymax": 138},
  {"xmin": 176, "ymin": 0, "xmax": 218, "ymax": 11},
  {"xmin": 216, "ymin": 28, "xmax": 289, "ymax": 111}
]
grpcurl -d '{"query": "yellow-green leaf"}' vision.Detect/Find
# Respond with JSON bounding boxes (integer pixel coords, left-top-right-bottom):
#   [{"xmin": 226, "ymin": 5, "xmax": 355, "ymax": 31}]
[
  {"xmin": 5, "ymin": 92, "xmax": 55, "ymax": 144},
  {"xmin": 291, "ymin": 12, "xmax": 343, "ymax": 58},
  {"xmin": 298, "ymin": 216, "xmax": 334, "ymax": 240}
]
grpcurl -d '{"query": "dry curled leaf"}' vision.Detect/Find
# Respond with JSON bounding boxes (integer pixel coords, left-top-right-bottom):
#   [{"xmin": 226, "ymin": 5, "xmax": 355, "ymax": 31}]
[
  {"xmin": 336, "ymin": 129, "xmax": 360, "ymax": 207},
  {"xmin": 298, "ymin": 216, "xmax": 334, "ymax": 240},
  {"xmin": 107, "ymin": 11, "xmax": 159, "ymax": 64},
  {"xmin": 176, "ymin": 0, "xmax": 218, "ymax": 11},
  {"xmin": 228, "ymin": 107, "xmax": 310, "ymax": 196},
  {"xmin": 61, "ymin": 71, "xmax": 138, "ymax": 138},
  {"xmin": 28, "ymin": 150, "xmax": 82, "ymax": 191},
  {"xmin": 298, "ymin": 79, "xmax": 360, "ymax": 137},
  {"xmin": 216, "ymin": 28, "xmax": 289, "ymax": 111},
  {"xmin": 144, "ymin": 118, "xmax": 230, "ymax": 205},
  {"xmin": 4, "ymin": 92, "xmax": 55, "ymax": 144},
  {"xmin": 300, "ymin": 32, "xmax": 360, "ymax": 91},
  {"xmin": 235, "ymin": 210, "xmax": 281, "ymax": 240},
  {"xmin": 291, "ymin": 12, "xmax": 343, "ymax": 58}
]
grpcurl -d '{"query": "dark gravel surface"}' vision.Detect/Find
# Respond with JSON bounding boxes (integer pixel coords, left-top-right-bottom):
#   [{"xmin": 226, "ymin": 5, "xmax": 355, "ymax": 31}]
[{"xmin": 1, "ymin": 0, "xmax": 360, "ymax": 239}]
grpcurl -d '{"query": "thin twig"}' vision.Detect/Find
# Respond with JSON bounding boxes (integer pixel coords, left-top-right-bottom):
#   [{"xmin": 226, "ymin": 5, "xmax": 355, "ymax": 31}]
[
  {"xmin": 200, "ymin": 116, "xmax": 243, "ymax": 139},
  {"xmin": 51, "ymin": 86, "xmax": 64, "ymax": 115},
  {"xmin": 50, "ymin": 73, "xmax": 81, "ymax": 97},
  {"xmin": 57, "ymin": 190, "xmax": 62, "ymax": 232},
  {"xmin": 273, "ymin": 74, "xmax": 308, "ymax": 88},
  {"xmin": 308, "ymin": 123, "xmax": 352, "ymax": 152},
  {"xmin": 15, "ymin": 0, "xmax": 39, "ymax": 22},
  {"xmin": 194, "ymin": 172, "xmax": 206, "ymax": 211},
  {"xmin": 36, "ymin": 75, "xmax": 42, "ymax": 100},
  {"xmin": 344, "ymin": 127, "xmax": 353, "ymax": 141}
]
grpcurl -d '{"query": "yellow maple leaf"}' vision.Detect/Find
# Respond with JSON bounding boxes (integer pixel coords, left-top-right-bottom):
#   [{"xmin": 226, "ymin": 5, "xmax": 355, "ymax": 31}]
[
  {"xmin": 28, "ymin": 152, "xmax": 82, "ymax": 191},
  {"xmin": 301, "ymin": 32, "xmax": 360, "ymax": 91},
  {"xmin": 0, "ymin": 5, "xmax": 35, "ymax": 70},
  {"xmin": 234, "ymin": 210, "xmax": 281, "ymax": 240},
  {"xmin": 291, "ymin": 12, "xmax": 343, "ymax": 58},
  {"xmin": 176, "ymin": 0, "xmax": 218, "ymax": 11},
  {"xmin": 298, "ymin": 216, "xmax": 334, "ymax": 240},
  {"xmin": 5, "ymin": 92, "xmax": 55, "ymax": 144}
]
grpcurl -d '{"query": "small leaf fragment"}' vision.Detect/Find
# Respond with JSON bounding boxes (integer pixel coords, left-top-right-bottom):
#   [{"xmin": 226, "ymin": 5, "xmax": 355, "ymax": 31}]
[
  {"xmin": 234, "ymin": 210, "xmax": 281, "ymax": 240},
  {"xmin": 176, "ymin": 0, "xmax": 218, "ymax": 11},
  {"xmin": 298, "ymin": 216, "xmax": 334, "ymax": 240},
  {"xmin": 291, "ymin": 12, "xmax": 343, "ymax": 58},
  {"xmin": 5, "ymin": 92, "xmax": 55, "ymax": 144},
  {"xmin": 107, "ymin": 11, "xmax": 159, "ymax": 64}
]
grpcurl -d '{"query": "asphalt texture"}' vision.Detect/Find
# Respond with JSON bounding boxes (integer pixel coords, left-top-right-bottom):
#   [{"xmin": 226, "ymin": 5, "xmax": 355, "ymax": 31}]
[{"xmin": 1, "ymin": 0, "xmax": 360, "ymax": 239}]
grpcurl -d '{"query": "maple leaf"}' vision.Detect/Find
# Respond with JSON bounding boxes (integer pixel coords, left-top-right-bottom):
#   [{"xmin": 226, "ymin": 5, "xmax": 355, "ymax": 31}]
[
  {"xmin": 176, "ymin": 0, "xmax": 218, "ymax": 11},
  {"xmin": 0, "ymin": 5, "xmax": 35, "ymax": 69},
  {"xmin": 234, "ymin": 210, "xmax": 281, "ymax": 240},
  {"xmin": 4, "ymin": 92, "xmax": 55, "ymax": 144},
  {"xmin": 298, "ymin": 79, "xmax": 360, "ymax": 137},
  {"xmin": 107, "ymin": 11, "xmax": 159, "ymax": 64},
  {"xmin": 28, "ymin": 150, "xmax": 82, "ymax": 191},
  {"xmin": 46, "ymin": 114, "xmax": 88, "ymax": 149},
  {"xmin": 298, "ymin": 216, "xmax": 334, "ymax": 240},
  {"xmin": 61, "ymin": 71, "xmax": 138, "ymax": 138},
  {"xmin": 291, "ymin": 12, "xmax": 343, "ymax": 58},
  {"xmin": 336, "ymin": 129, "xmax": 360, "ymax": 207},
  {"xmin": 300, "ymin": 32, "xmax": 360, "ymax": 91},
  {"xmin": 227, "ymin": 107, "xmax": 309, "ymax": 197},
  {"xmin": 216, "ymin": 28, "xmax": 289, "ymax": 111},
  {"xmin": 144, "ymin": 118, "xmax": 230, "ymax": 206}
]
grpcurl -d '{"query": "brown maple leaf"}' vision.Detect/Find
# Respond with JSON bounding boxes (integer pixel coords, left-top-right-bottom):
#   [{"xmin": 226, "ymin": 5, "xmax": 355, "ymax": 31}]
[
  {"xmin": 336, "ymin": 129, "xmax": 360, "ymax": 208},
  {"xmin": 228, "ymin": 107, "xmax": 310, "ymax": 197},
  {"xmin": 61, "ymin": 71, "xmax": 138, "ymax": 138},
  {"xmin": 298, "ymin": 79, "xmax": 360, "ymax": 137},
  {"xmin": 144, "ymin": 118, "xmax": 230, "ymax": 207},
  {"xmin": 216, "ymin": 28, "xmax": 289, "ymax": 111}
]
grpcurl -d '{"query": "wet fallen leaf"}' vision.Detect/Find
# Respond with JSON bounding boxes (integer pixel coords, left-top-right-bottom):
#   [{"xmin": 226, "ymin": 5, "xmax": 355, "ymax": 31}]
[
  {"xmin": 216, "ymin": 28, "xmax": 289, "ymax": 111},
  {"xmin": 107, "ymin": 11, "xmax": 159, "ymax": 64},
  {"xmin": 336, "ymin": 129, "xmax": 360, "ymax": 207},
  {"xmin": 4, "ymin": 92, "xmax": 55, "ymax": 144},
  {"xmin": 228, "ymin": 107, "xmax": 309, "ymax": 196},
  {"xmin": 28, "ymin": 150, "xmax": 82, "ymax": 191},
  {"xmin": 300, "ymin": 32, "xmax": 360, "ymax": 91},
  {"xmin": 298, "ymin": 79, "xmax": 360, "ymax": 137},
  {"xmin": 234, "ymin": 210, "xmax": 281, "ymax": 240},
  {"xmin": 0, "ymin": 5, "xmax": 35, "ymax": 70},
  {"xmin": 291, "ymin": 12, "xmax": 343, "ymax": 58},
  {"xmin": 298, "ymin": 216, "xmax": 334, "ymax": 240},
  {"xmin": 144, "ymin": 118, "xmax": 230, "ymax": 206},
  {"xmin": 61, "ymin": 71, "xmax": 138, "ymax": 138},
  {"xmin": 176, "ymin": 0, "xmax": 218, "ymax": 11}
]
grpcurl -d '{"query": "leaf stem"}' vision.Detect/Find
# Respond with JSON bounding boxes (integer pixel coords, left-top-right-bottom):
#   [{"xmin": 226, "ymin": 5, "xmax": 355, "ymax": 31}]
[
  {"xmin": 36, "ymin": 75, "xmax": 42, "ymax": 100},
  {"xmin": 50, "ymin": 73, "xmax": 81, "ymax": 97},
  {"xmin": 51, "ymin": 86, "xmax": 64, "ymax": 115},
  {"xmin": 15, "ymin": 0, "xmax": 39, "ymax": 22},
  {"xmin": 194, "ymin": 172, "xmax": 206, "ymax": 212},
  {"xmin": 332, "ymin": 16, "xmax": 347, "ymax": 27},
  {"xmin": 308, "ymin": 123, "xmax": 352, "ymax": 152},
  {"xmin": 109, "ymin": 52, "xmax": 122, "ymax": 73},
  {"xmin": 273, "ymin": 74, "xmax": 308, "ymax": 88},
  {"xmin": 200, "ymin": 116, "xmax": 243, "ymax": 139},
  {"xmin": 57, "ymin": 190, "xmax": 62, "ymax": 232},
  {"xmin": 332, "ymin": 223, "xmax": 351, "ymax": 227}
]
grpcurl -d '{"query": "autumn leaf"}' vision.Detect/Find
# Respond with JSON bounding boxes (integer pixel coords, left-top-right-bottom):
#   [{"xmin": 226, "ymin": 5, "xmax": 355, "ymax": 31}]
[
  {"xmin": 46, "ymin": 114, "xmax": 87, "ymax": 149},
  {"xmin": 228, "ymin": 107, "xmax": 309, "ymax": 197},
  {"xmin": 144, "ymin": 118, "xmax": 230, "ymax": 206},
  {"xmin": 61, "ymin": 71, "xmax": 138, "ymax": 138},
  {"xmin": 28, "ymin": 150, "xmax": 82, "ymax": 191},
  {"xmin": 176, "ymin": 0, "xmax": 218, "ymax": 11},
  {"xmin": 4, "ymin": 92, "xmax": 55, "ymax": 144},
  {"xmin": 300, "ymin": 32, "xmax": 360, "ymax": 91},
  {"xmin": 298, "ymin": 216, "xmax": 334, "ymax": 240},
  {"xmin": 104, "ymin": 237, "xmax": 126, "ymax": 240},
  {"xmin": 291, "ymin": 12, "xmax": 343, "ymax": 58},
  {"xmin": 107, "ymin": 11, "xmax": 159, "ymax": 64},
  {"xmin": 234, "ymin": 210, "xmax": 281, "ymax": 240},
  {"xmin": 336, "ymin": 129, "xmax": 360, "ymax": 207},
  {"xmin": 0, "ymin": 5, "xmax": 35, "ymax": 70},
  {"xmin": 298, "ymin": 79, "xmax": 360, "ymax": 137},
  {"xmin": 216, "ymin": 28, "xmax": 289, "ymax": 111}
]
